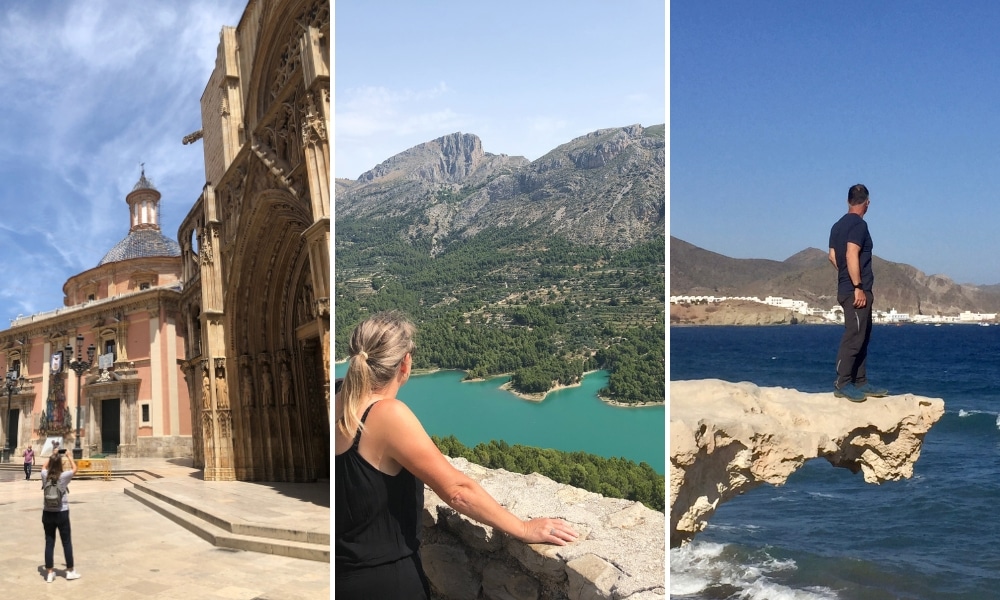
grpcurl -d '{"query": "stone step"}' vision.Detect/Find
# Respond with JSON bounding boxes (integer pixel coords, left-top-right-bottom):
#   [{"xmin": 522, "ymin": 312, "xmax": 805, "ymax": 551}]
[
  {"xmin": 124, "ymin": 486, "xmax": 330, "ymax": 563},
  {"xmin": 130, "ymin": 480, "xmax": 329, "ymax": 545}
]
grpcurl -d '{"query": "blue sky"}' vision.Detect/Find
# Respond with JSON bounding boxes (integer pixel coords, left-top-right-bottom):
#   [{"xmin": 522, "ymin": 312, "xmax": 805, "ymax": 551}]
[
  {"xmin": 671, "ymin": 2, "xmax": 1000, "ymax": 285},
  {"xmin": 0, "ymin": 1, "xmax": 245, "ymax": 323},
  {"xmin": 334, "ymin": 0, "xmax": 666, "ymax": 181}
]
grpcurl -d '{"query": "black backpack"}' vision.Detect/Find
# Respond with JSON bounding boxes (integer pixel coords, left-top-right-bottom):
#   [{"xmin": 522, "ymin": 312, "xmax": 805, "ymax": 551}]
[{"xmin": 43, "ymin": 477, "xmax": 64, "ymax": 510}]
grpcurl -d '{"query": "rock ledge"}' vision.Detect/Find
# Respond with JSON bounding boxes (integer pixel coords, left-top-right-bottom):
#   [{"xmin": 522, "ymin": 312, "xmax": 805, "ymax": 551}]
[{"xmin": 669, "ymin": 379, "xmax": 945, "ymax": 548}]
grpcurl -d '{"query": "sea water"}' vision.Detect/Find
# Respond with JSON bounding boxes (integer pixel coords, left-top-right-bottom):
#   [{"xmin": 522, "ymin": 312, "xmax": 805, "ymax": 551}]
[
  {"xmin": 671, "ymin": 324, "xmax": 1000, "ymax": 599},
  {"xmin": 334, "ymin": 364, "xmax": 665, "ymax": 474}
]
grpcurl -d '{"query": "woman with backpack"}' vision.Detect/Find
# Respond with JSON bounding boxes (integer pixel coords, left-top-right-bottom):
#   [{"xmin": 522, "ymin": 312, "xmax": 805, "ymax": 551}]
[{"xmin": 40, "ymin": 449, "xmax": 80, "ymax": 583}]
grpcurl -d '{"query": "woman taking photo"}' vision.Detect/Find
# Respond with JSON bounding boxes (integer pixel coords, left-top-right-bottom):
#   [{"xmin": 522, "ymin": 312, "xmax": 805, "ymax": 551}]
[
  {"xmin": 40, "ymin": 449, "xmax": 80, "ymax": 583},
  {"xmin": 335, "ymin": 312, "xmax": 578, "ymax": 598}
]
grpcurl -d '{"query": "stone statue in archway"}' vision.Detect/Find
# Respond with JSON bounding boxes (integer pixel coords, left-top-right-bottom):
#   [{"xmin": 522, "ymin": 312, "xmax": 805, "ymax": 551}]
[
  {"xmin": 202, "ymin": 367, "xmax": 211, "ymax": 410},
  {"xmin": 261, "ymin": 363, "xmax": 274, "ymax": 407},
  {"xmin": 280, "ymin": 359, "xmax": 293, "ymax": 406},
  {"xmin": 241, "ymin": 362, "xmax": 255, "ymax": 408}
]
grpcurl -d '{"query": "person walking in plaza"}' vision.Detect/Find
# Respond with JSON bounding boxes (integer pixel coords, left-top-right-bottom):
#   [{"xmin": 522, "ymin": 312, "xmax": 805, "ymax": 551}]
[
  {"xmin": 40, "ymin": 449, "xmax": 81, "ymax": 583},
  {"xmin": 828, "ymin": 183, "xmax": 887, "ymax": 402},
  {"xmin": 23, "ymin": 445, "xmax": 34, "ymax": 480},
  {"xmin": 335, "ymin": 311, "xmax": 578, "ymax": 598}
]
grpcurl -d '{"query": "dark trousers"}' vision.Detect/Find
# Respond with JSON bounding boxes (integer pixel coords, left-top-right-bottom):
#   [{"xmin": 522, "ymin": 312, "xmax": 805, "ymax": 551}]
[
  {"xmin": 42, "ymin": 510, "xmax": 74, "ymax": 571},
  {"xmin": 336, "ymin": 553, "xmax": 430, "ymax": 599},
  {"xmin": 24, "ymin": 462, "xmax": 32, "ymax": 479},
  {"xmin": 836, "ymin": 291, "xmax": 873, "ymax": 388}
]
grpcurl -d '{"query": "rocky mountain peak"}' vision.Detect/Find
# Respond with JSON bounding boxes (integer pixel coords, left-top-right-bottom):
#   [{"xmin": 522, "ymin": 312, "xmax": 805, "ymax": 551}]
[
  {"xmin": 338, "ymin": 124, "xmax": 665, "ymax": 252},
  {"xmin": 357, "ymin": 132, "xmax": 503, "ymax": 185}
]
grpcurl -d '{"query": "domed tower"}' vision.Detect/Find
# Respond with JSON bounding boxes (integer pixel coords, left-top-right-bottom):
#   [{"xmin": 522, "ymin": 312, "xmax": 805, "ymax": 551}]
[{"xmin": 97, "ymin": 168, "xmax": 182, "ymax": 268}]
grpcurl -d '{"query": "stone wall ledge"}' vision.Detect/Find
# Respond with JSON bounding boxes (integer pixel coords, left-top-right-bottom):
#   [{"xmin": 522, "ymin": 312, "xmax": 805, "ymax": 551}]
[{"xmin": 422, "ymin": 457, "xmax": 665, "ymax": 600}]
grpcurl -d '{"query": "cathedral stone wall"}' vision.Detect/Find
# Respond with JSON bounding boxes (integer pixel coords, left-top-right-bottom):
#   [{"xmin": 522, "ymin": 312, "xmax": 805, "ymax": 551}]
[
  {"xmin": 136, "ymin": 435, "xmax": 193, "ymax": 459},
  {"xmin": 422, "ymin": 458, "xmax": 665, "ymax": 600}
]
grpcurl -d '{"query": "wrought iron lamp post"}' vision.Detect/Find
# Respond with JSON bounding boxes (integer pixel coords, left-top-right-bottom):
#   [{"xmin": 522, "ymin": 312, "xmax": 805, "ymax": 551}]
[
  {"xmin": 66, "ymin": 335, "xmax": 95, "ymax": 460},
  {"xmin": 2, "ymin": 369, "xmax": 23, "ymax": 463}
]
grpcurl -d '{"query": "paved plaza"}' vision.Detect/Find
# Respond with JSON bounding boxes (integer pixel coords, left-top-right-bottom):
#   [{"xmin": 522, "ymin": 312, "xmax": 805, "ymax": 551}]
[{"xmin": 0, "ymin": 463, "xmax": 330, "ymax": 599}]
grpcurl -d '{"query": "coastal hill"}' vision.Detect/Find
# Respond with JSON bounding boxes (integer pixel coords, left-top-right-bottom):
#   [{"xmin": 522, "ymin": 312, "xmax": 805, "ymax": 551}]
[
  {"xmin": 669, "ymin": 379, "xmax": 945, "ymax": 548},
  {"xmin": 671, "ymin": 236, "xmax": 1000, "ymax": 317}
]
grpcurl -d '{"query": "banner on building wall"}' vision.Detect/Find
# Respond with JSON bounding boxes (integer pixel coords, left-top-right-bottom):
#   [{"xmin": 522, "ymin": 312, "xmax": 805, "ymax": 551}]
[
  {"xmin": 99, "ymin": 353, "xmax": 114, "ymax": 370},
  {"xmin": 50, "ymin": 352, "xmax": 62, "ymax": 374}
]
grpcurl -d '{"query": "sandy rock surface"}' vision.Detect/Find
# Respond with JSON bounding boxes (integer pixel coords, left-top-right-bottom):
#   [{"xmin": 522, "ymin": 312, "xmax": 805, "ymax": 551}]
[{"xmin": 669, "ymin": 379, "xmax": 945, "ymax": 547}]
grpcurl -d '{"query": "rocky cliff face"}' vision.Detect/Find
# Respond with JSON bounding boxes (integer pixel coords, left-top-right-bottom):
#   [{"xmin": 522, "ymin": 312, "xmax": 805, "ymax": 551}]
[
  {"xmin": 669, "ymin": 379, "xmax": 945, "ymax": 548},
  {"xmin": 337, "ymin": 125, "xmax": 665, "ymax": 253},
  {"xmin": 670, "ymin": 299, "xmax": 829, "ymax": 326},
  {"xmin": 355, "ymin": 132, "xmax": 527, "ymax": 186}
]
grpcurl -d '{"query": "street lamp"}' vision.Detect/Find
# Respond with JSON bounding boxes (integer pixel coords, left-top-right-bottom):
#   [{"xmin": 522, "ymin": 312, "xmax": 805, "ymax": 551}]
[
  {"xmin": 2, "ymin": 369, "xmax": 23, "ymax": 463},
  {"xmin": 66, "ymin": 335, "xmax": 95, "ymax": 460}
]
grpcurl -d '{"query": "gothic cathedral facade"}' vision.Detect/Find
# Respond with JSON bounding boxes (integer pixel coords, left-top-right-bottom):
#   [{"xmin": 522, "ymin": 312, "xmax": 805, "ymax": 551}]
[{"xmin": 177, "ymin": 0, "xmax": 330, "ymax": 482}]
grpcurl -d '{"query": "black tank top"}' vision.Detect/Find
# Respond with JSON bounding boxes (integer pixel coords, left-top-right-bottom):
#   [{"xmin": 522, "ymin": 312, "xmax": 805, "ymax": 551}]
[{"xmin": 335, "ymin": 402, "xmax": 424, "ymax": 570}]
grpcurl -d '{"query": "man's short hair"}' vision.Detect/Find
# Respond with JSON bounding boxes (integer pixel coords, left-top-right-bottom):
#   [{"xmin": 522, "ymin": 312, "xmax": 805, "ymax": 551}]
[{"xmin": 848, "ymin": 184, "xmax": 869, "ymax": 206}]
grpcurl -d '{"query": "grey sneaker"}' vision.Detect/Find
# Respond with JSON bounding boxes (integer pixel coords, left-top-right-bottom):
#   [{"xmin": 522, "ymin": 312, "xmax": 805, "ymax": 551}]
[
  {"xmin": 834, "ymin": 384, "xmax": 866, "ymax": 402},
  {"xmin": 856, "ymin": 383, "xmax": 888, "ymax": 398}
]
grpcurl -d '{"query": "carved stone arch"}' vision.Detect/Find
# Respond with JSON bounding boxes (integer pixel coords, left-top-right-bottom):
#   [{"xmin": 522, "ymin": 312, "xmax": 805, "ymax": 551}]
[
  {"xmin": 224, "ymin": 187, "xmax": 315, "ymax": 481},
  {"xmin": 244, "ymin": 0, "xmax": 329, "ymax": 126},
  {"xmin": 225, "ymin": 188, "xmax": 310, "ymax": 352}
]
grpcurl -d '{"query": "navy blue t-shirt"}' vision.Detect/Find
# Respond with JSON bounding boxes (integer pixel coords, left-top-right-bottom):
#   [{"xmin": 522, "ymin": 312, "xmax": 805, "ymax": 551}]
[{"xmin": 829, "ymin": 213, "xmax": 873, "ymax": 297}]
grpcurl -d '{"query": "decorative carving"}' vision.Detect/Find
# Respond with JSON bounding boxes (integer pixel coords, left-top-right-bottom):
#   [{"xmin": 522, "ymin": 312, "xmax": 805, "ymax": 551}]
[
  {"xmin": 250, "ymin": 134, "xmax": 297, "ymax": 195},
  {"xmin": 215, "ymin": 360, "xmax": 229, "ymax": 410},
  {"xmin": 218, "ymin": 410, "xmax": 231, "ymax": 439},
  {"xmin": 201, "ymin": 365, "xmax": 211, "ymax": 411},
  {"xmin": 270, "ymin": 36, "xmax": 301, "ymax": 101},
  {"xmin": 296, "ymin": 0, "xmax": 330, "ymax": 31},
  {"xmin": 259, "ymin": 356, "xmax": 274, "ymax": 407},
  {"xmin": 316, "ymin": 297, "xmax": 330, "ymax": 318},
  {"xmin": 280, "ymin": 356, "xmax": 293, "ymax": 406},
  {"xmin": 182, "ymin": 130, "xmax": 204, "ymax": 145},
  {"xmin": 297, "ymin": 282, "xmax": 315, "ymax": 325},
  {"xmin": 199, "ymin": 226, "xmax": 214, "ymax": 264},
  {"xmin": 301, "ymin": 91, "xmax": 327, "ymax": 146},
  {"xmin": 241, "ymin": 360, "xmax": 255, "ymax": 408}
]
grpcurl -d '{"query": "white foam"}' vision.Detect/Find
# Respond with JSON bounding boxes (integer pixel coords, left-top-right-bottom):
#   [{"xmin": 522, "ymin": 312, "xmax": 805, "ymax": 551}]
[{"xmin": 670, "ymin": 541, "xmax": 838, "ymax": 600}]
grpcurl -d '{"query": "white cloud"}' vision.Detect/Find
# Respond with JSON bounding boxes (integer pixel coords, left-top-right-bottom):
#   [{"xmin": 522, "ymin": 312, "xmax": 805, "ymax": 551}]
[
  {"xmin": 0, "ymin": 0, "xmax": 246, "ymax": 320},
  {"xmin": 336, "ymin": 83, "xmax": 472, "ymax": 177}
]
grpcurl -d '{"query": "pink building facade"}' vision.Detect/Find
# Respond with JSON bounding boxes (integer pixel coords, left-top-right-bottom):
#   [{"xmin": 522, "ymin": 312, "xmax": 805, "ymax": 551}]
[{"xmin": 0, "ymin": 171, "xmax": 192, "ymax": 458}]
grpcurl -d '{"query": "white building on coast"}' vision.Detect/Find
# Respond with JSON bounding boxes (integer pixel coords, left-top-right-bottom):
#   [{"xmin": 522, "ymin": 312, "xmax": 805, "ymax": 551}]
[{"xmin": 670, "ymin": 295, "xmax": 997, "ymax": 325}]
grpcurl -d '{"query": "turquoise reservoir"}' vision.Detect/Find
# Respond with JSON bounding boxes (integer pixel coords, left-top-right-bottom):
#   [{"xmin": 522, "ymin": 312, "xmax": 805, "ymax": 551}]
[{"xmin": 335, "ymin": 364, "xmax": 664, "ymax": 474}]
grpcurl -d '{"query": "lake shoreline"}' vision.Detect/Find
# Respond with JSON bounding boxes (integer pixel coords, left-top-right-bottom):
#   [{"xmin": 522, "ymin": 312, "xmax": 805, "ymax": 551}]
[{"xmin": 338, "ymin": 364, "xmax": 664, "ymax": 408}]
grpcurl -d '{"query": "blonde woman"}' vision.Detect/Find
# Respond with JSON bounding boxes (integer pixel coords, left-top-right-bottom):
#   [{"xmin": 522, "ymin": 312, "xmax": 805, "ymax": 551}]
[{"xmin": 335, "ymin": 312, "xmax": 578, "ymax": 598}]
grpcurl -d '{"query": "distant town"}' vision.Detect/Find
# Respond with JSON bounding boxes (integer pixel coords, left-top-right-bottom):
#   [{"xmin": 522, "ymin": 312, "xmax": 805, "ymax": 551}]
[{"xmin": 669, "ymin": 295, "xmax": 998, "ymax": 325}]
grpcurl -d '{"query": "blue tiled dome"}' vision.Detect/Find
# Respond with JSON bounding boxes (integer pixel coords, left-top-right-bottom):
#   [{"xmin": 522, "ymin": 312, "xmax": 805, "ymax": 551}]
[{"xmin": 98, "ymin": 229, "xmax": 181, "ymax": 266}]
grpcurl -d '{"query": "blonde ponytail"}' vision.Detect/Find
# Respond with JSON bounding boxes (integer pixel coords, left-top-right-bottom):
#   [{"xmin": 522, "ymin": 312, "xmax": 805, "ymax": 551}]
[{"xmin": 337, "ymin": 311, "xmax": 416, "ymax": 438}]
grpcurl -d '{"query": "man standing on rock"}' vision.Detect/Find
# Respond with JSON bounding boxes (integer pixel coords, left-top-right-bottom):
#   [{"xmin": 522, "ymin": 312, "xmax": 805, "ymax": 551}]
[{"xmin": 828, "ymin": 183, "xmax": 887, "ymax": 402}]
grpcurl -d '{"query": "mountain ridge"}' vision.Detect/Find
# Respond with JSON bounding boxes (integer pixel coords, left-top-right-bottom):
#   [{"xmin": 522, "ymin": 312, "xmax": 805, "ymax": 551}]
[
  {"xmin": 670, "ymin": 236, "xmax": 1000, "ymax": 316},
  {"xmin": 336, "ymin": 124, "xmax": 665, "ymax": 253}
]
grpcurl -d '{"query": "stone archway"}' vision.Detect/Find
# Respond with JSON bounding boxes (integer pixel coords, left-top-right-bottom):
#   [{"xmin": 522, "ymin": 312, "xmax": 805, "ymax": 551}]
[{"xmin": 225, "ymin": 188, "xmax": 326, "ymax": 482}]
